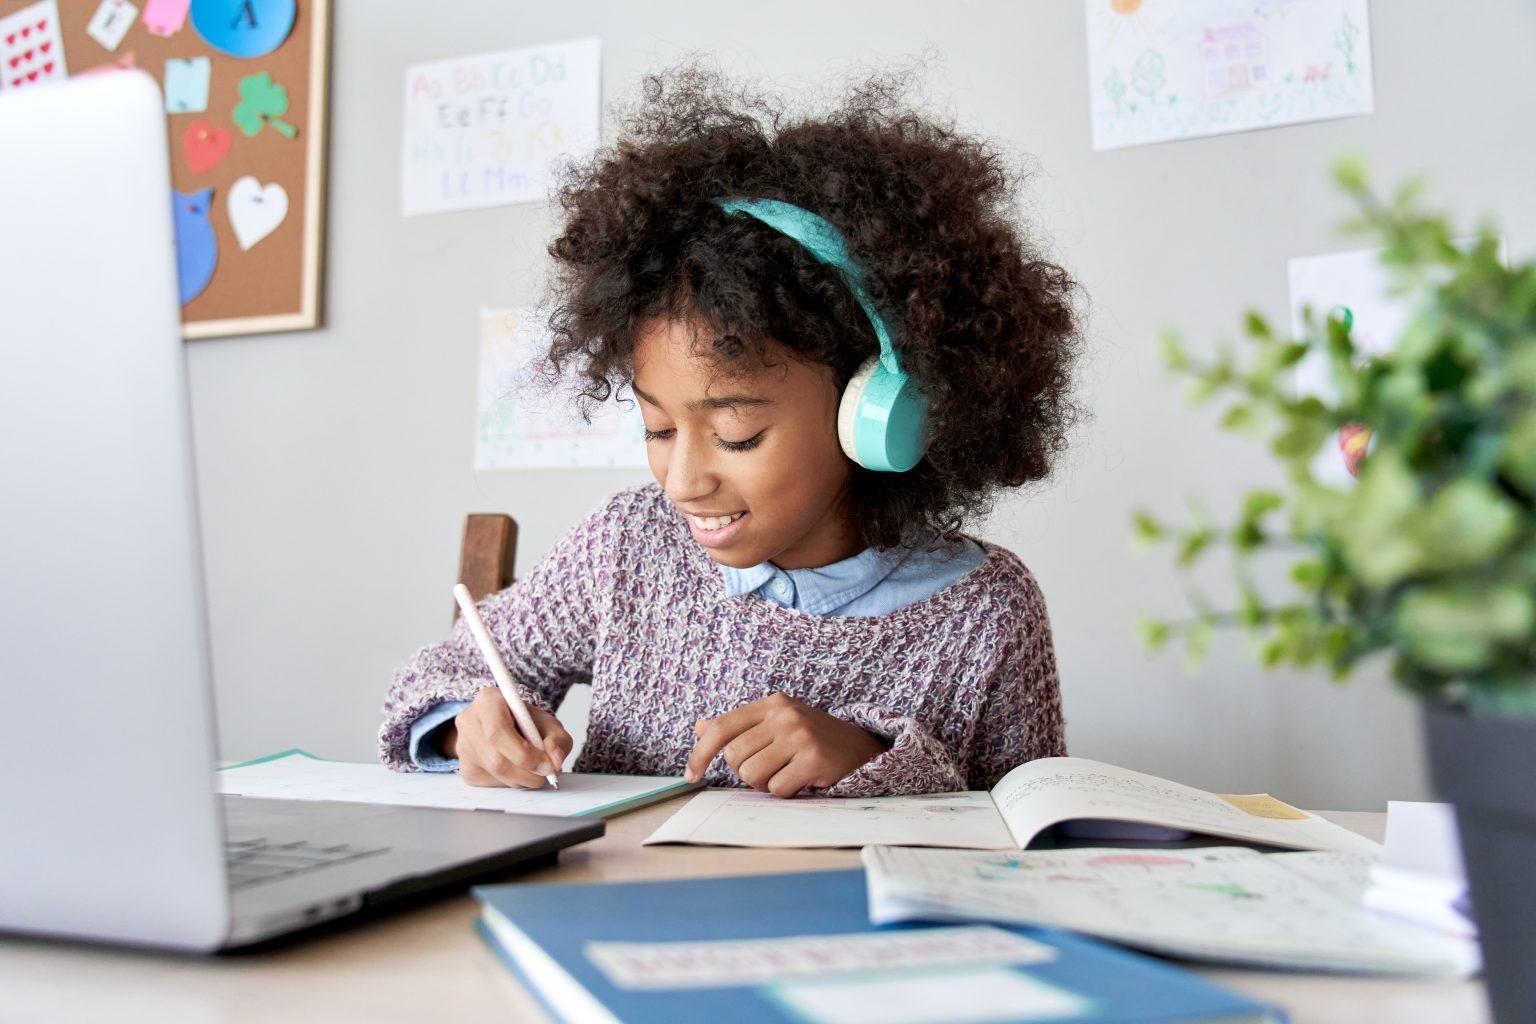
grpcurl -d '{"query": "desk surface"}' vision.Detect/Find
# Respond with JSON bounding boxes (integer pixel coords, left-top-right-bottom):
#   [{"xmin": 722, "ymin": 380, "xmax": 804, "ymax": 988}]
[{"xmin": 1, "ymin": 797, "xmax": 1488, "ymax": 1024}]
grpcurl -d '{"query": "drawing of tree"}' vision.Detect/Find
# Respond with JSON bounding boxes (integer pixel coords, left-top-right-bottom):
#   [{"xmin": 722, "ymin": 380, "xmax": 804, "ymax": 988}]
[
  {"xmin": 1335, "ymin": 13, "xmax": 1359, "ymax": 74},
  {"xmin": 1104, "ymin": 67, "xmax": 1128, "ymax": 114},
  {"xmin": 1132, "ymin": 49, "xmax": 1166, "ymax": 105}
]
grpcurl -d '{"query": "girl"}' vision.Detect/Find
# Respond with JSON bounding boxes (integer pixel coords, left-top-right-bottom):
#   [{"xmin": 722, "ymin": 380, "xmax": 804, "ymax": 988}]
[{"xmin": 379, "ymin": 63, "xmax": 1084, "ymax": 798}]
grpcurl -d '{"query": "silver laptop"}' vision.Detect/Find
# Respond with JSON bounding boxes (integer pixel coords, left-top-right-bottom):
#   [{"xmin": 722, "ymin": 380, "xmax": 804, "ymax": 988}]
[{"xmin": 0, "ymin": 70, "xmax": 601, "ymax": 952}]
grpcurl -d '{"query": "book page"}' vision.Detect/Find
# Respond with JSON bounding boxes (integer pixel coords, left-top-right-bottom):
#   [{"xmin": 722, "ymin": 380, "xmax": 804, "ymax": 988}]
[
  {"xmin": 217, "ymin": 751, "xmax": 690, "ymax": 818},
  {"xmin": 641, "ymin": 790, "xmax": 1015, "ymax": 849},
  {"xmin": 989, "ymin": 757, "xmax": 1381, "ymax": 854},
  {"xmin": 863, "ymin": 845, "xmax": 1477, "ymax": 977}
]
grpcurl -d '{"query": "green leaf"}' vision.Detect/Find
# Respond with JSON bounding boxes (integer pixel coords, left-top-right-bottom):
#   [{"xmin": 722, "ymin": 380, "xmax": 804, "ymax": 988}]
[
  {"xmin": 1243, "ymin": 311, "xmax": 1273, "ymax": 340},
  {"xmin": 1412, "ymin": 479, "xmax": 1521, "ymax": 572},
  {"xmin": 1394, "ymin": 584, "xmax": 1535, "ymax": 674},
  {"xmin": 1289, "ymin": 559, "xmax": 1327, "ymax": 588},
  {"xmin": 1159, "ymin": 330, "xmax": 1190, "ymax": 372},
  {"xmin": 1131, "ymin": 508, "xmax": 1163, "ymax": 542},
  {"xmin": 1184, "ymin": 620, "xmax": 1213, "ymax": 670},
  {"xmin": 1176, "ymin": 527, "xmax": 1216, "ymax": 566},
  {"xmin": 1241, "ymin": 490, "xmax": 1284, "ymax": 521},
  {"xmin": 1134, "ymin": 614, "xmax": 1172, "ymax": 651},
  {"xmin": 1332, "ymin": 151, "xmax": 1370, "ymax": 194},
  {"xmin": 1338, "ymin": 449, "xmax": 1422, "ymax": 588}
]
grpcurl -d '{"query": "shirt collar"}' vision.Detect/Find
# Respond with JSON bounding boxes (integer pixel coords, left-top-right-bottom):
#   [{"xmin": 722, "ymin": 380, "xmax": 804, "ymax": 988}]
[{"xmin": 717, "ymin": 545, "xmax": 914, "ymax": 615}]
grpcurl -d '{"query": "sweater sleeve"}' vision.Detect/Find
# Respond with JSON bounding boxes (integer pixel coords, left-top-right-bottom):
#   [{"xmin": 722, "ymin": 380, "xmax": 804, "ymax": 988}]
[
  {"xmin": 814, "ymin": 569, "xmax": 1067, "ymax": 798},
  {"xmin": 376, "ymin": 493, "xmax": 622, "ymax": 772}
]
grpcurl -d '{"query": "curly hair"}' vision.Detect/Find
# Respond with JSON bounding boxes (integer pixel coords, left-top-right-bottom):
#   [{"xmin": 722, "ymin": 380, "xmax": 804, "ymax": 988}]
[{"xmin": 539, "ymin": 57, "xmax": 1086, "ymax": 550}]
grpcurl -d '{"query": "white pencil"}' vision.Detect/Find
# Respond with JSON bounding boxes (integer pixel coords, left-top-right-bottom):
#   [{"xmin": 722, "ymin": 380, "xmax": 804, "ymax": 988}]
[{"xmin": 451, "ymin": 583, "xmax": 559, "ymax": 789}]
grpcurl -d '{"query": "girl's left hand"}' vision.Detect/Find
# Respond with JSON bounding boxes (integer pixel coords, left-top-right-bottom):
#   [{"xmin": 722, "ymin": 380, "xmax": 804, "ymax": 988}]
[{"xmin": 684, "ymin": 692, "xmax": 891, "ymax": 797}]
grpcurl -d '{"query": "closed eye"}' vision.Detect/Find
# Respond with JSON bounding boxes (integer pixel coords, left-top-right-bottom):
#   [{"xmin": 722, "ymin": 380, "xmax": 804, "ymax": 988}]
[{"xmin": 642, "ymin": 427, "xmax": 766, "ymax": 452}]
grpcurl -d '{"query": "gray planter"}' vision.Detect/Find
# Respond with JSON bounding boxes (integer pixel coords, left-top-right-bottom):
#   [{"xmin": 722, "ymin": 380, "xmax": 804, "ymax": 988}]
[{"xmin": 1421, "ymin": 702, "xmax": 1536, "ymax": 1024}]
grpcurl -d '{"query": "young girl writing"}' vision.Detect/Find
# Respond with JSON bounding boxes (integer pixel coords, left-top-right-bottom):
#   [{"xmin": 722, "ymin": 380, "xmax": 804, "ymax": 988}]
[{"xmin": 379, "ymin": 64, "xmax": 1083, "ymax": 798}]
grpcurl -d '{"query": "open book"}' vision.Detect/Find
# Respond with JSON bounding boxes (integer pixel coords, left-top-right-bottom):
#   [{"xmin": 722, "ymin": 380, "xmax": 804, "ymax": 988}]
[
  {"xmin": 863, "ymin": 845, "xmax": 1479, "ymax": 977},
  {"xmin": 643, "ymin": 756, "xmax": 1381, "ymax": 853}
]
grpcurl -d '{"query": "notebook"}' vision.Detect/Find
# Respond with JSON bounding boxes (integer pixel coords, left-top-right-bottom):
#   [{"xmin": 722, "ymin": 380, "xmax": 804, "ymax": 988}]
[
  {"xmin": 863, "ymin": 845, "xmax": 1481, "ymax": 977},
  {"xmin": 217, "ymin": 749, "xmax": 698, "ymax": 818},
  {"xmin": 472, "ymin": 868, "xmax": 1287, "ymax": 1024},
  {"xmin": 643, "ymin": 756, "xmax": 1381, "ymax": 853}
]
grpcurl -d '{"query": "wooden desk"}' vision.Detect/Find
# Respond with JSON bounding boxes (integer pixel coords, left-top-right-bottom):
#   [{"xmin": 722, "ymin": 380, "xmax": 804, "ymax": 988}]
[{"xmin": 0, "ymin": 798, "xmax": 1489, "ymax": 1024}]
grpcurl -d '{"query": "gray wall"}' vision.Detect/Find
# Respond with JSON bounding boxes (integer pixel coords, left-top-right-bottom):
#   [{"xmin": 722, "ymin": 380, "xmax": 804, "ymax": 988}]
[{"xmin": 190, "ymin": 0, "xmax": 1534, "ymax": 810}]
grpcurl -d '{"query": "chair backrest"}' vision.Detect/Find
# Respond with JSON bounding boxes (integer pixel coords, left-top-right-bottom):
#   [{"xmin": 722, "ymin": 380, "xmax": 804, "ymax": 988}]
[{"xmin": 454, "ymin": 513, "xmax": 518, "ymax": 622}]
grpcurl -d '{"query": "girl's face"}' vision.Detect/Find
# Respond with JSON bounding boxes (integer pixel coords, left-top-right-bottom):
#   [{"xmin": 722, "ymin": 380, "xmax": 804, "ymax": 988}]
[{"xmin": 631, "ymin": 316, "xmax": 862, "ymax": 570}]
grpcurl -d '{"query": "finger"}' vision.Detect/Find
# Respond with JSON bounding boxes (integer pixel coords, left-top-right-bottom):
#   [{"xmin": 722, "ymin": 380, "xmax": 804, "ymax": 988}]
[
  {"xmin": 543, "ymin": 730, "xmax": 572, "ymax": 777},
  {"xmin": 686, "ymin": 705, "xmax": 766, "ymax": 782},
  {"xmin": 766, "ymin": 757, "xmax": 817, "ymax": 799},
  {"xmin": 722, "ymin": 723, "xmax": 775, "ymax": 772},
  {"xmin": 480, "ymin": 711, "xmax": 551, "ymax": 774},
  {"xmin": 736, "ymin": 742, "xmax": 795, "ymax": 792}
]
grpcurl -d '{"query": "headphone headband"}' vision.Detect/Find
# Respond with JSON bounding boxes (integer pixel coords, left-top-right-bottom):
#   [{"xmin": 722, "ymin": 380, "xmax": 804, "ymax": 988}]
[{"xmin": 709, "ymin": 196, "xmax": 903, "ymax": 378}]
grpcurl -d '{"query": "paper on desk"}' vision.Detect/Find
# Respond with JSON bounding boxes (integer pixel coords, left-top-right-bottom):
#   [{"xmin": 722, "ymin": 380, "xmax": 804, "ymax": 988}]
[
  {"xmin": 217, "ymin": 749, "xmax": 693, "ymax": 818},
  {"xmin": 766, "ymin": 967, "xmax": 1089, "ymax": 1024},
  {"xmin": 992, "ymin": 758, "xmax": 1383, "ymax": 855},
  {"xmin": 863, "ymin": 845, "xmax": 1479, "ymax": 977},
  {"xmin": 641, "ymin": 789, "xmax": 1017, "ymax": 849},
  {"xmin": 584, "ymin": 925, "xmax": 1055, "ymax": 990}
]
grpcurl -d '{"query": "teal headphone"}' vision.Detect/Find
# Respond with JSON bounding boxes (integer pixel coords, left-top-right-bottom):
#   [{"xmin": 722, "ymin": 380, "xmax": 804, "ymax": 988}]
[{"xmin": 709, "ymin": 196, "xmax": 931, "ymax": 473}]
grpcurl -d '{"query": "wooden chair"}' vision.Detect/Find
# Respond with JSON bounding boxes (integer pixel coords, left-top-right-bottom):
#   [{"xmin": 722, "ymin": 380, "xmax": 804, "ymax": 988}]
[{"xmin": 453, "ymin": 513, "xmax": 518, "ymax": 622}]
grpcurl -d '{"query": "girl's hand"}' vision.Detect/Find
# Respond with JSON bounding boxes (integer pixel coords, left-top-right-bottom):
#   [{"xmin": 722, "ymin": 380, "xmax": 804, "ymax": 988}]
[
  {"xmin": 442, "ymin": 686, "xmax": 573, "ymax": 789},
  {"xmin": 685, "ymin": 692, "xmax": 890, "ymax": 798}
]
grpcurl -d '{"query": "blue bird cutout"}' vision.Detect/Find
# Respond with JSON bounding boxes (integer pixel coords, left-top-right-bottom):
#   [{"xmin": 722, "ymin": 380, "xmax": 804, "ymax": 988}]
[{"xmin": 172, "ymin": 188, "xmax": 218, "ymax": 306}]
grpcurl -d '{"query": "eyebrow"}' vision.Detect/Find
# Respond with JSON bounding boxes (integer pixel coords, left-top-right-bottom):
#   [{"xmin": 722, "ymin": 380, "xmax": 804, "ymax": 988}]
[{"xmin": 631, "ymin": 383, "xmax": 774, "ymax": 413}]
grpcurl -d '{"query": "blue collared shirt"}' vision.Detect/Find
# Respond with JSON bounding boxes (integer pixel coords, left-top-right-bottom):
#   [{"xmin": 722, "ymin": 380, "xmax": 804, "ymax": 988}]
[{"xmin": 406, "ymin": 538, "xmax": 989, "ymax": 769}]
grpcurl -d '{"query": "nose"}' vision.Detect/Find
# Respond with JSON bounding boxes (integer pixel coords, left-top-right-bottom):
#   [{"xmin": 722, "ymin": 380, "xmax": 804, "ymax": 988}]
[{"xmin": 660, "ymin": 429, "xmax": 720, "ymax": 507}]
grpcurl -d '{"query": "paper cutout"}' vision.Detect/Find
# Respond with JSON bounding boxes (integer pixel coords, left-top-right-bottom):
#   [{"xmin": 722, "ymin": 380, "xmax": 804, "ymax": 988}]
[
  {"xmin": 227, "ymin": 175, "xmax": 287, "ymax": 250},
  {"xmin": 142, "ymin": 0, "xmax": 190, "ymax": 37},
  {"xmin": 164, "ymin": 56, "xmax": 210, "ymax": 112},
  {"xmin": 172, "ymin": 187, "xmax": 218, "ymax": 304},
  {"xmin": 191, "ymin": 0, "xmax": 294, "ymax": 59},
  {"xmin": 80, "ymin": 48, "xmax": 135, "ymax": 75},
  {"xmin": 1085, "ymin": 0, "xmax": 1374, "ymax": 150},
  {"xmin": 233, "ymin": 70, "xmax": 296, "ymax": 137},
  {"xmin": 401, "ymin": 38, "xmax": 602, "ymax": 216},
  {"xmin": 1217, "ymin": 793, "xmax": 1309, "ymax": 820},
  {"xmin": 0, "ymin": 0, "xmax": 67, "ymax": 93},
  {"xmin": 475, "ymin": 308, "xmax": 649, "ymax": 470},
  {"xmin": 86, "ymin": 0, "xmax": 137, "ymax": 52},
  {"xmin": 585, "ymin": 926, "xmax": 1055, "ymax": 991},
  {"xmin": 182, "ymin": 119, "xmax": 231, "ymax": 174}
]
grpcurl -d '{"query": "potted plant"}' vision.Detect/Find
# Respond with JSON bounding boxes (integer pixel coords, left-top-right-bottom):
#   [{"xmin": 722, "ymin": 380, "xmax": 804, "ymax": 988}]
[{"xmin": 1130, "ymin": 154, "xmax": 1534, "ymax": 1022}]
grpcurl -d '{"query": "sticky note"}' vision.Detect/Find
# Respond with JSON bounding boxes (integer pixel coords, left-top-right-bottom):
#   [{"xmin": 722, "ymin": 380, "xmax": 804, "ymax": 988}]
[
  {"xmin": 1218, "ymin": 793, "xmax": 1310, "ymax": 820},
  {"xmin": 86, "ymin": 0, "xmax": 136, "ymax": 52},
  {"xmin": 0, "ymin": 0, "xmax": 68, "ymax": 93},
  {"xmin": 142, "ymin": 0, "xmax": 189, "ymax": 37},
  {"xmin": 164, "ymin": 56, "xmax": 210, "ymax": 113}
]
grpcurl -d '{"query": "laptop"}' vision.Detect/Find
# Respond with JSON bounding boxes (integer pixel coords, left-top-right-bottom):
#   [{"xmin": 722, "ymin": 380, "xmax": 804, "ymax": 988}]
[{"xmin": 0, "ymin": 70, "xmax": 602, "ymax": 952}]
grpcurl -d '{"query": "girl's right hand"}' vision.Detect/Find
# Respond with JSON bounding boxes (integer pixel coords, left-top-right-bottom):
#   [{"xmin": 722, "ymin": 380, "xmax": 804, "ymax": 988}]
[{"xmin": 442, "ymin": 686, "xmax": 573, "ymax": 789}]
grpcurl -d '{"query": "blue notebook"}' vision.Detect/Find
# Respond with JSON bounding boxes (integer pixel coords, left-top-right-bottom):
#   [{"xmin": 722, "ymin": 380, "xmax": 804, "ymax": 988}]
[{"xmin": 472, "ymin": 869, "xmax": 1287, "ymax": 1024}]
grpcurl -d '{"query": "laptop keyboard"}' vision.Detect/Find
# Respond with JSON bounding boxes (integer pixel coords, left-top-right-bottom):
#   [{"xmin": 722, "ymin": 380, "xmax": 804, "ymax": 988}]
[{"xmin": 224, "ymin": 837, "xmax": 391, "ymax": 890}]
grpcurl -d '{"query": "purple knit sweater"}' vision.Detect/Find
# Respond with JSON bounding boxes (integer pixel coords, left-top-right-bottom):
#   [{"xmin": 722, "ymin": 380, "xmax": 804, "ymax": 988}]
[{"xmin": 378, "ymin": 484, "xmax": 1066, "ymax": 797}]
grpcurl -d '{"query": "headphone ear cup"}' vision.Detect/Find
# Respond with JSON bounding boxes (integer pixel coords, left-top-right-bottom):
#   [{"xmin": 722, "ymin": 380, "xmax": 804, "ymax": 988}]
[
  {"xmin": 837, "ymin": 357, "xmax": 880, "ymax": 466},
  {"xmin": 837, "ymin": 356, "xmax": 931, "ymax": 472}
]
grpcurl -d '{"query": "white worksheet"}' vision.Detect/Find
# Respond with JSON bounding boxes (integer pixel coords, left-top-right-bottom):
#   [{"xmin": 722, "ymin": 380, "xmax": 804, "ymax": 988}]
[
  {"xmin": 218, "ymin": 750, "xmax": 692, "ymax": 818},
  {"xmin": 863, "ymin": 845, "xmax": 1479, "ymax": 977}
]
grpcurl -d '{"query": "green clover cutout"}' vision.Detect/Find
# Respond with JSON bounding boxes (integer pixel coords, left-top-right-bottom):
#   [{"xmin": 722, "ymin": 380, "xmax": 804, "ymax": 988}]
[{"xmin": 234, "ymin": 72, "xmax": 297, "ymax": 139}]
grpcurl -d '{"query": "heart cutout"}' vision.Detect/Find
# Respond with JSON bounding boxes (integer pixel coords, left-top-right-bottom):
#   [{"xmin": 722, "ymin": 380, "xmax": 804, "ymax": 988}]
[
  {"xmin": 227, "ymin": 175, "xmax": 288, "ymax": 251},
  {"xmin": 182, "ymin": 120, "xmax": 232, "ymax": 175}
]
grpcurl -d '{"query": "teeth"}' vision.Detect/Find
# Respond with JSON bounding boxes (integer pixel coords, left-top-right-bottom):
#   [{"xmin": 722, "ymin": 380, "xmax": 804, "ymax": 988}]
[{"xmin": 690, "ymin": 512, "xmax": 745, "ymax": 532}]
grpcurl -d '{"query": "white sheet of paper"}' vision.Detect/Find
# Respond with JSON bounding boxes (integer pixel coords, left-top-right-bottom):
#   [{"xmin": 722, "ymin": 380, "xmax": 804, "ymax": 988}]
[
  {"xmin": 0, "ymin": 0, "xmax": 67, "ymax": 93},
  {"xmin": 401, "ymin": 37, "xmax": 601, "ymax": 215},
  {"xmin": 585, "ymin": 925, "xmax": 1055, "ymax": 991},
  {"xmin": 864, "ymin": 845, "xmax": 1478, "ymax": 977},
  {"xmin": 767, "ymin": 966, "xmax": 1087, "ymax": 1024},
  {"xmin": 217, "ymin": 752, "xmax": 688, "ymax": 818},
  {"xmin": 86, "ymin": 0, "xmax": 137, "ymax": 52},
  {"xmin": 641, "ymin": 789, "xmax": 1016, "ymax": 850},
  {"xmin": 991, "ymin": 757, "xmax": 1381, "ymax": 854},
  {"xmin": 474, "ymin": 307, "xmax": 647, "ymax": 470},
  {"xmin": 1085, "ymin": 0, "xmax": 1373, "ymax": 150}
]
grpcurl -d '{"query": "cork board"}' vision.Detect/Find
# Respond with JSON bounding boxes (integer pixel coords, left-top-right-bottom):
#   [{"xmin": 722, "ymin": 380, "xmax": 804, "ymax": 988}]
[{"xmin": 0, "ymin": 0, "xmax": 330, "ymax": 339}]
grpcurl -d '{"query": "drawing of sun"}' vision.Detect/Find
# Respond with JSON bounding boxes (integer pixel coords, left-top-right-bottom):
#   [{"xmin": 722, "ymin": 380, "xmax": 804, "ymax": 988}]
[{"xmin": 1105, "ymin": 0, "xmax": 1158, "ymax": 46}]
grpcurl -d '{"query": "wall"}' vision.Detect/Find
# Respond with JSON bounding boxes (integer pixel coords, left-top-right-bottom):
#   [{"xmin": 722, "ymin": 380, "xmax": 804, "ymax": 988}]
[{"xmin": 189, "ymin": 0, "xmax": 1536, "ymax": 809}]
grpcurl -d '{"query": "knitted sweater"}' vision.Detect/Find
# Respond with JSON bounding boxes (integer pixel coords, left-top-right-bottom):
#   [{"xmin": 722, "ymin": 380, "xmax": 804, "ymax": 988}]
[{"xmin": 378, "ymin": 484, "xmax": 1066, "ymax": 797}]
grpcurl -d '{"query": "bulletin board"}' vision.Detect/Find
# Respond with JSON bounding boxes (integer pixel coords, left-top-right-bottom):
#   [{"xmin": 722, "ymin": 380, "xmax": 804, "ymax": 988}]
[{"xmin": 0, "ymin": 0, "xmax": 330, "ymax": 339}]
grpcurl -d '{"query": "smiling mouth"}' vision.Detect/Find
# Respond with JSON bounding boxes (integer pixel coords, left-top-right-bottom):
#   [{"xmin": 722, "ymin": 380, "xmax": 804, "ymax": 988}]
[{"xmin": 688, "ymin": 511, "xmax": 747, "ymax": 532}]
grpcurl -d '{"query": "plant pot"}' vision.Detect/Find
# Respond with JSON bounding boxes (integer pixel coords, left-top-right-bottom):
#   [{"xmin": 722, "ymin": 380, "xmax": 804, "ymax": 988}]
[{"xmin": 1421, "ymin": 702, "xmax": 1536, "ymax": 1024}]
